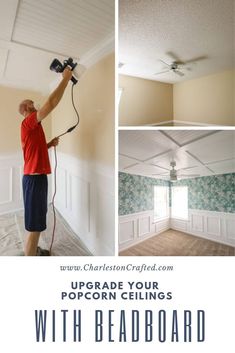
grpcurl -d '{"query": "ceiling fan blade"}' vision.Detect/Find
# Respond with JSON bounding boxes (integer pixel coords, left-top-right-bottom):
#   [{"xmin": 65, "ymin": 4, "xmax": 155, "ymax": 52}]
[
  {"xmin": 166, "ymin": 51, "xmax": 184, "ymax": 65},
  {"xmin": 158, "ymin": 59, "xmax": 171, "ymax": 67},
  {"xmin": 173, "ymin": 70, "xmax": 184, "ymax": 77},
  {"xmin": 152, "ymin": 174, "xmax": 169, "ymax": 178},
  {"xmin": 184, "ymin": 55, "xmax": 208, "ymax": 64},
  {"xmin": 178, "ymin": 174, "xmax": 201, "ymax": 177},
  {"xmin": 154, "ymin": 69, "xmax": 170, "ymax": 75}
]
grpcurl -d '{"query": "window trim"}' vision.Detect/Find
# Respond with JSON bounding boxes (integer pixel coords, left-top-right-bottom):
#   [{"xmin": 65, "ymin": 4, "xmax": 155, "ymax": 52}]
[{"xmin": 118, "ymin": 88, "xmax": 123, "ymax": 105}]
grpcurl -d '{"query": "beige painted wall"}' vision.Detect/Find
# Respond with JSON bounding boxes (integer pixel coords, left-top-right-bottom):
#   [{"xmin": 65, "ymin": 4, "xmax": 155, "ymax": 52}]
[
  {"xmin": 51, "ymin": 53, "xmax": 114, "ymax": 167},
  {"xmin": 173, "ymin": 70, "xmax": 235, "ymax": 125},
  {"xmin": 119, "ymin": 75, "xmax": 173, "ymax": 126},
  {"xmin": 233, "ymin": 70, "xmax": 235, "ymax": 122},
  {"xmin": 0, "ymin": 85, "xmax": 51, "ymax": 154}
]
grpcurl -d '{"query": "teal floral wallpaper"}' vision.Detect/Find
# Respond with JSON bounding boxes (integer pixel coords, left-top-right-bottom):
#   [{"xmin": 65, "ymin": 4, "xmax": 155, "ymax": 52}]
[
  {"xmin": 119, "ymin": 172, "xmax": 169, "ymax": 215},
  {"xmin": 171, "ymin": 173, "xmax": 235, "ymax": 213},
  {"xmin": 119, "ymin": 172, "xmax": 235, "ymax": 215}
]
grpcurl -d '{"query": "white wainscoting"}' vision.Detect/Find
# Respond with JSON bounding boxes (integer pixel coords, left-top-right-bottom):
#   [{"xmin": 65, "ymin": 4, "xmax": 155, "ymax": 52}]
[
  {"xmin": 0, "ymin": 151, "xmax": 114, "ymax": 255},
  {"xmin": 52, "ymin": 152, "xmax": 114, "ymax": 256},
  {"xmin": 0, "ymin": 152, "xmax": 52, "ymax": 215},
  {"xmin": 170, "ymin": 209, "xmax": 235, "ymax": 247},
  {"xmin": 119, "ymin": 210, "xmax": 170, "ymax": 251},
  {"xmin": 119, "ymin": 209, "xmax": 235, "ymax": 251},
  {"xmin": 0, "ymin": 153, "xmax": 24, "ymax": 214}
]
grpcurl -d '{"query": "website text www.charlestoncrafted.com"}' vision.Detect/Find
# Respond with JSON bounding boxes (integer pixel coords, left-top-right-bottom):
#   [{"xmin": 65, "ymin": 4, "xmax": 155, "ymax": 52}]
[{"xmin": 60, "ymin": 264, "xmax": 174, "ymax": 273}]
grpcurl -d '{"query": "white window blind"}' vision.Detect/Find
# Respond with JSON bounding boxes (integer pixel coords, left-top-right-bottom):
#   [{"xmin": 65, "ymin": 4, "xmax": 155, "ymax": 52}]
[
  {"xmin": 154, "ymin": 186, "xmax": 169, "ymax": 219},
  {"xmin": 171, "ymin": 186, "xmax": 188, "ymax": 219}
]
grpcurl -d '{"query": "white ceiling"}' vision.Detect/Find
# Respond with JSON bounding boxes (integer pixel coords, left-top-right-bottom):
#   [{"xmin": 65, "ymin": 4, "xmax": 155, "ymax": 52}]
[
  {"xmin": 119, "ymin": 130, "xmax": 235, "ymax": 180},
  {"xmin": 0, "ymin": 0, "xmax": 114, "ymax": 93},
  {"xmin": 119, "ymin": 0, "xmax": 235, "ymax": 83}
]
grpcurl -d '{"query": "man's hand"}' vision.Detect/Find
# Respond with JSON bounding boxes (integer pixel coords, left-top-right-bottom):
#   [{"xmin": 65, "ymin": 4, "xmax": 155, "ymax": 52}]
[
  {"xmin": 62, "ymin": 67, "xmax": 73, "ymax": 82},
  {"xmin": 47, "ymin": 137, "xmax": 59, "ymax": 149}
]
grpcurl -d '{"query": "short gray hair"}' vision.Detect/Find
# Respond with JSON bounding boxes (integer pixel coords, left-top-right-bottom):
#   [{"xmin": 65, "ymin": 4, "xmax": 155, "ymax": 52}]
[{"xmin": 18, "ymin": 100, "xmax": 31, "ymax": 115}]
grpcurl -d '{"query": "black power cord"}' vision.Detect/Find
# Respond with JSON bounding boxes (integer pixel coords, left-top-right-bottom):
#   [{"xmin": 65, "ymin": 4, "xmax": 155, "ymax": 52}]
[{"xmin": 49, "ymin": 83, "xmax": 80, "ymax": 254}]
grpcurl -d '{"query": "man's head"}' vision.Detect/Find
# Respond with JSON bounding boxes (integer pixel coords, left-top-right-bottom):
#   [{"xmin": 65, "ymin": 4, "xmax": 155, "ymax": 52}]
[{"xmin": 19, "ymin": 99, "xmax": 36, "ymax": 117}]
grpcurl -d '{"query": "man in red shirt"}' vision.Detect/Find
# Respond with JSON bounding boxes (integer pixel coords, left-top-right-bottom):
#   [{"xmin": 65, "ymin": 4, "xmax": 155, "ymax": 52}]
[{"xmin": 19, "ymin": 67, "xmax": 73, "ymax": 256}]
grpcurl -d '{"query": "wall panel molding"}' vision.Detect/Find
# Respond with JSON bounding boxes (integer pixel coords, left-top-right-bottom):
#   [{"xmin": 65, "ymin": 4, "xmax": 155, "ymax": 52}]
[
  {"xmin": 0, "ymin": 154, "xmax": 23, "ymax": 214},
  {"xmin": 170, "ymin": 218, "xmax": 188, "ymax": 232},
  {"xmin": 225, "ymin": 218, "xmax": 235, "ymax": 242},
  {"xmin": 120, "ymin": 209, "xmax": 235, "ymax": 251},
  {"xmin": 119, "ymin": 220, "xmax": 135, "ymax": 245},
  {"xmin": 119, "ymin": 210, "xmax": 170, "ymax": 251},
  {"xmin": 171, "ymin": 209, "xmax": 235, "ymax": 247},
  {"xmin": 206, "ymin": 216, "xmax": 221, "ymax": 237},
  {"xmin": 0, "ymin": 167, "xmax": 13, "ymax": 205},
  {"xmin": 53, "ymin": 152, "xmax": 114, "ymax": 256},
  {"xmin": 138, "ymin": 215, "xmax": 151, "ymax": 238},
  {"xmin": 191, "ymin": 213, "xmax": 204, "ymax": 233}
]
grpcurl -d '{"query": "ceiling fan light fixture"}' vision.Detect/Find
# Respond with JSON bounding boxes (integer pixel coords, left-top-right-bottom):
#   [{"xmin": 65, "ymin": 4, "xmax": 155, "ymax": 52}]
[
  {"xmin": 155, "ymin": 58, "xmax": 185, "ymax": 77},
  {"xmin": 170, "ymin": 176, "xmax": 178, "ymax": 183},
  {"xmin": 170, "ymin": 175, "xmax": 177, "ymax": 181},
  {"xmin": 170, "ymin": 161, "xmax": 178, "ymax": 181}
]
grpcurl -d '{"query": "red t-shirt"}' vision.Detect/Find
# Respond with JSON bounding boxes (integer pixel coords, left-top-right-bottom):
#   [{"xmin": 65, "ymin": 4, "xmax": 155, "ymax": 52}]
[{"xmin": 21, "ymin": 111, "xmax": 51, "ymax": 175}]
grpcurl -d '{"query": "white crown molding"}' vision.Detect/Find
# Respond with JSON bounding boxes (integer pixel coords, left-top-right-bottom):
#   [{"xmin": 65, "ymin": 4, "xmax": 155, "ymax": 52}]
[{"xmin": 79, "ymin": 33, "xmax": 115, "ymax": 68}]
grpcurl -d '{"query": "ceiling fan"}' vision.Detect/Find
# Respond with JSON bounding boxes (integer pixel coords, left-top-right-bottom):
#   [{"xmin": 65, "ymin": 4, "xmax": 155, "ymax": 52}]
[
  {"xmin": 155, "ymin": 60, "xmax": 185, "ymax": 77},
  {"xmin": 156, "ymin": 161, "xmax": 200, "ymax": 181},
  {"xmin": 154, "ymin": 51, "xmax": 207, "ymax": 77}
]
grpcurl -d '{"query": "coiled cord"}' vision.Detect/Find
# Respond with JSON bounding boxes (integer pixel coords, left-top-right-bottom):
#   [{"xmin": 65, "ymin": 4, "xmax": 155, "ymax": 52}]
[{"xmin": 49, "ymin": 83, "xmax": 80, "ymax": 254}]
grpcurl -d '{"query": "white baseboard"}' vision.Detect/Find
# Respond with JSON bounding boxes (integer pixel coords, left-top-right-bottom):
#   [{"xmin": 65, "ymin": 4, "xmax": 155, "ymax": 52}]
[
  {"xmin": 0, "ymin": 207, "xmax": 24, "ymax": 216},
  {"xmin": 173, "ymin": 120, "xmax": 226, "ymax": 127},
  {"xmin": 148, "ymin": 120, "xmax": 226, "ymax": 126},
  {"xmin": 147, "ymin": 120, "xmax": 173, "ymax": 126}
]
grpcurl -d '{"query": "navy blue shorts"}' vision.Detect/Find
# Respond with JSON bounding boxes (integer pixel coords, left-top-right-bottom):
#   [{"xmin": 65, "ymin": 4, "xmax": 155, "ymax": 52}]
[{"xmin": 22, "ymin": 175, "xmax": 48, "ymax": 232}]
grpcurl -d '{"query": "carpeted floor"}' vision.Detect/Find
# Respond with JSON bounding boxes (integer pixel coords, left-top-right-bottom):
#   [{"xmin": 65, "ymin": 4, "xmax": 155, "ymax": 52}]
[
  {"xmin": 0, "ymin": 207, "xmax": 91, "ymax": 256},
  {"xmin": 119, "ymin": 229, "xmax": 235, "ymax": 256}
]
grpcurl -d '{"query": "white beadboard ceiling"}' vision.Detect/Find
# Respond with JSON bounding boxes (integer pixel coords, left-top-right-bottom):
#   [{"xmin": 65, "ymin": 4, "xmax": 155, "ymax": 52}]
[
  {"xmin": 119, "ymin": 130, "xmax": 235, "ymax": 180},
  {"xmin": 0, "ymin": 0, "xmax": 114, "ymax": 93},
  {"xmin": 119, "ymin": 0, "xmax": 235, "ymax": 83}
]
